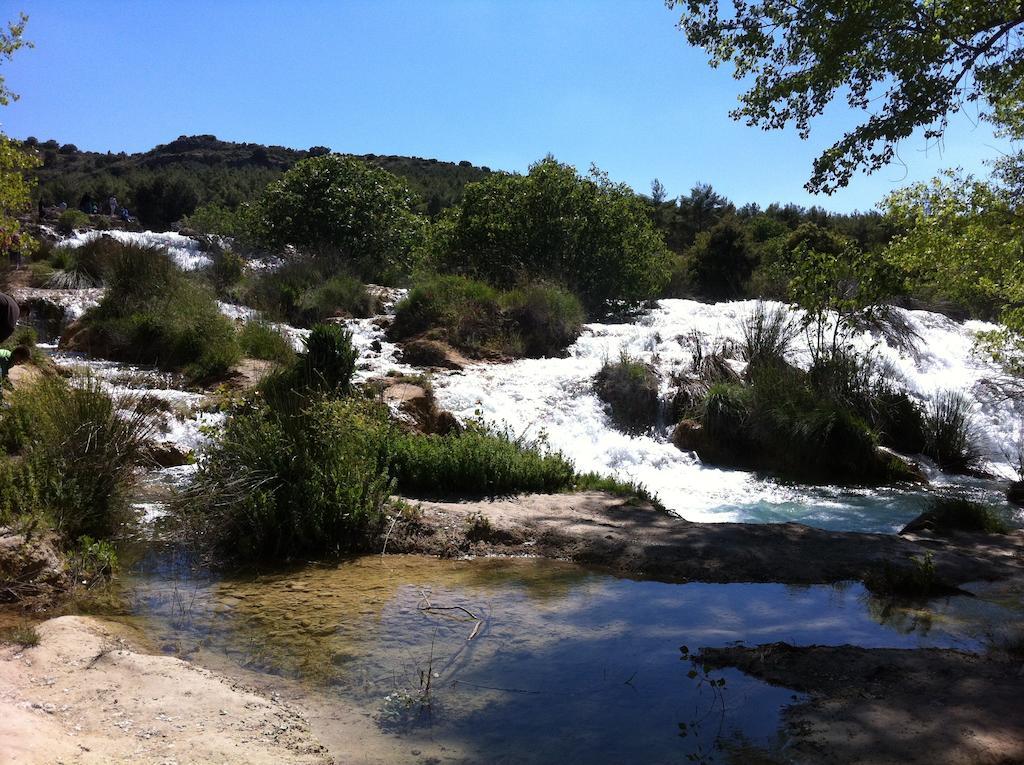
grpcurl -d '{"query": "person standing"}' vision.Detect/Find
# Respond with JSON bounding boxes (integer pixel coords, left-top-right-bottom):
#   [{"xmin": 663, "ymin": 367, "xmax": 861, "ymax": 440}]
[
  {"xmin": 109, "ymin": 195, "xmax": 118, "ymax": 216},
  {"xmin": 0, "ymin": 292, "xmax": 20, "ymax": 343}
]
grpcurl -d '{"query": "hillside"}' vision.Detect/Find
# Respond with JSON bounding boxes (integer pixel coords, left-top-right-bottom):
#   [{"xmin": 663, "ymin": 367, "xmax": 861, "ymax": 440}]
[{"xmin": 28, "ymin": 134, "xmax": 492, "ymax": 228}]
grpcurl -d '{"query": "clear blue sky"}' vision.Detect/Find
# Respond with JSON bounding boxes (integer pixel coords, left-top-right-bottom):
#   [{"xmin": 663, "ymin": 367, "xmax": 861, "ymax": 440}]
[{"xmin": 1, "ymin": 1, "xmax": 1007, "ymax": 212}]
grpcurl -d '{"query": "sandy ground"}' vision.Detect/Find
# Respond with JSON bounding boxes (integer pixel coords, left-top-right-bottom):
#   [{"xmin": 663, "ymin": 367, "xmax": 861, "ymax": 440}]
[
  {"xmin": 700, "ymin": 642, "xmax": 1024, "ymax": 764},
  {"xmin": 0, "ymin": 616, "xmax": 332, "ymax": 764},
  {"xmin": 391, "ymin": 491, "xmax": 1024, "ymax": 587}
]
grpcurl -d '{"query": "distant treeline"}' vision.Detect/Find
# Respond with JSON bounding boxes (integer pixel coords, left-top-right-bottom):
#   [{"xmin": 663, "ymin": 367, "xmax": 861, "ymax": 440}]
[{"xmin": 28, "ymin": 134, "xmax": 492, "ymax": 229}]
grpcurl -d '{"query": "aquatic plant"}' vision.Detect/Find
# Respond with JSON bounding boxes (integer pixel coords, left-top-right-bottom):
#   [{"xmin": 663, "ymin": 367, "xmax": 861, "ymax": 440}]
[
  {"xmin": 738, "ymin": 301, "xmax": 797, "ymax": 371},
  {"xmin": 594, "ymin": 352, "xmax": 660, "ymax": 433},
  {"xmin": 902, "ymin": 495, "xmax": 1010, "ymax": 535},
  {"xmin": 237, "ymin": 320, "xmax": 295, "ymax": 365},
  {"xmin": 922, "ymin": 390, "xmax": 981, "ymax": 473},
  {"xmin": 73, "ymin": 244, "xmax": 241, "ymax": 381},
  {"xmin": 0, "ymin": 375, "xmax": 153, "ymax": 540},
  {"xmin": 390, "ymin": 423, "xmax": 576, "ymax": 497}
]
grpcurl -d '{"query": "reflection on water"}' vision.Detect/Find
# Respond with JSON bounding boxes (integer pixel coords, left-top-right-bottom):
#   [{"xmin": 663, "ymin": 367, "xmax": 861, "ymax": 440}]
[{"xmin": 119, "ymin": 553, "xmax": 1022, "ymax": 763}]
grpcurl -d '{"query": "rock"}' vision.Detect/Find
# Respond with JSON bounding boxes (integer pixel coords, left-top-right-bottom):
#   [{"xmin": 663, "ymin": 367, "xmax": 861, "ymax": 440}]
[
  {"xmin": 383, "ymin": 383, "xmax": 435, "ymax": 422},
  {"xmin": 208, "ymin": 358, "xmax": 275, "ymax": 390},
  {"xmin": 0, "ymin": 526, "xmax": 68, "ymax": 603},
  {"xmin": 434, "ymin": 410, "xmax": 463, "ymax": 436},
  {"xmin": 1008, "ymin": 481, "xmax": 1024, "ymax": 507},
  {"xmin": 671, "ymin": 419, "xmax": 705, "ymax": 453},
  {"xmin": 145, "ymin": 441, "xmax": 192, "ymax": 468},
  {"xmin": 6, "ymin": 363, "xmax": 44, "ymax": 391},
  {"xmin": 400, "ymin": 339, "xmax": 465, "ymax": 370}
]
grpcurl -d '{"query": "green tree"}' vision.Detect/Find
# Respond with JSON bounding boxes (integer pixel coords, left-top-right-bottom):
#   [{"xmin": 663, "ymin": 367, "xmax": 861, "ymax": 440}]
[
  {"xmin": 249, "ymin": 153, "xmax": 424, "ymax": 282},
  {"xmin": 433, "ymin": 157, "xmax": 672, "ymax": 309},
  {"xmin": 883, "ymin": 171, "xmax": 1024, "ymax": 371},
  {"xmin": 0, "ymin": 13, "xmax": 36, "ymax": 254},
  {"xmin": 668, "ymin": 0, "xmax": 1024, "ymax": 193},
  {"xmin": 687, "ymin": 217, "xmax": 754, "ymax": 299}
]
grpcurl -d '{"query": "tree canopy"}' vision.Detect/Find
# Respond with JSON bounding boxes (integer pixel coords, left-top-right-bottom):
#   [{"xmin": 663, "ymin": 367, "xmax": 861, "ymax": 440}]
[
  {"xmin": 249, "ymin": 154, "xmax": 424, "ymax": 283},
  {"xmin": 432, "ymin": 158, "xmax": 673, "ymax": 309},
  {"xmin": 0, "ymin": 13, "xmax": 36, "ymax": 253},
  {"xmin": 668, "ymin": 0, "xmax": 1024, "ymax": 193}
]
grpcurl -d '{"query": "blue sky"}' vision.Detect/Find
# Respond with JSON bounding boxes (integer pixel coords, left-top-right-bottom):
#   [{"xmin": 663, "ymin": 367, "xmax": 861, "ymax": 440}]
[{"xmin": 1, "ymin": 1, "xmax": 1007, "ymax": 212}]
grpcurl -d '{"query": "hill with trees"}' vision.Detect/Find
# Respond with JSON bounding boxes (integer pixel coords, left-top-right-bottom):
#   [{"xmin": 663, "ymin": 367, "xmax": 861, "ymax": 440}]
[{"xmin": 27, "ymin": 133, "xmax": 492, "ymax": 229}]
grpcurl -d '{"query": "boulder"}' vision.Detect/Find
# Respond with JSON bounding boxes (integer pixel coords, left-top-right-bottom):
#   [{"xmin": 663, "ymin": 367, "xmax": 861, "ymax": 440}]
[
  {"xmin": 1008, "ymin": 481, "xmax": 1024, "ymax": 507},
  {"xmin": 671, "ymin": 419, "xmax": 706, "ymax": 453},
  {"xmin": 145, "ymin": 441, "xmax": 192, "ymax": 468},
  {"xmin": 0, "ymin": 526, "xmax": 68, "ymax": 603},
  {"xmin": 400, "ymin": 339, "xmax": 465, "ymax": 370}
]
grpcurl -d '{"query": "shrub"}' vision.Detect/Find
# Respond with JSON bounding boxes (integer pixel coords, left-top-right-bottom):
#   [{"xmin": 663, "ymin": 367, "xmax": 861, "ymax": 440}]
[
  {"xmin": 0, "ymin": 376, "xmax": 152, "ymax": 540},
  {"xmin": 0, "ymin": 623, "xmax": 39, "ymax": 648},
  {"xmin": 47, "ymin": 236, "xmax": 124, "ymax": 288},
  {"xmin": 432, "ymin": 157, "xmax": 672, "ymax": 309},
  {"xmin": 901, "ymin": 495, "xmax": 1011, "ymax": 535},
  {"xmin": 250, "ymin": 154, "xmax": 424, "ymax": 282},
  {"xmin": 863, "ymin": 552, "xmax": 945, "ymax": 597},
  {"xmin": 738, "ymin": 302, "xmax": 797, "ymax": 371},
  {"xmin": 393, "ymin": 275, "xmax": 584, "ymax": 359},
  {"xmin": 243, "ymin": 259, "xmax": 376, "ymax": 326},
  {"xmin": 501, "ymin": 284, "xmax": 585, "ymax": 357},
  {"xmin": 594, "ymin": 352, "xmax": 661, "ymax": 433},
  {"xmin": 702, "ymin": 382, "xmax": 751, "ymax": 449},
  {"xmin": 390, "ymin": 424, "xmax": 576, "ymax": 496},
  {"xmin": 76, "ymin": 245, "xmax": 241, "ymax": 380},
  {"xmin": 238, "ymin": 321, "xmax": 295, "ymax": 364},
  {"xmin": 56, "ymin": 208, "xmax": 89, "ymax": 234},
  {"xmin": 179, "ymin": 396, "xmax": 394, "ymax": 561},
  {"xmin": 392, "ymin": 275, "xmax": 501, "ymax": 349},
  {"xmin": 922, "ymin": 390, "xmax": 980, "ymax": 472},
  {"xmin": 209, "ymin": 249, "xmax": 245, "ymax": 293},
  {"xmin": 258, "ymin": 323, "xmax": 358, "ymax": 407}
]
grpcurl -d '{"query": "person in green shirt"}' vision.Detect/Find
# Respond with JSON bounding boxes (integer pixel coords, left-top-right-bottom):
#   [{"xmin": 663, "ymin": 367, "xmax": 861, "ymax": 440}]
[{"xmin": 0, "ymin": 345, "xmax": 30, "ymax": 379}]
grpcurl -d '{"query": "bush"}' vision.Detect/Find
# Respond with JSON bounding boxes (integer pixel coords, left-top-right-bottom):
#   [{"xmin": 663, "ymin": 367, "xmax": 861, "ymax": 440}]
[
  {"xmin": 75, "ymin": 244, "xmax": 241, "ymax": 380},
  {"xmin": 258, "ymin": 323, "xmax": 358, "ymax": 407},
  {"xmin": 501, "ymin": 283, "xmax": 585, "ymax": 357},
  {"xmin": 431, "ymin": 157, "xmax": 672, "ymax": 309},
  {"xmin": 238, "ymin": 321, "xmax": 295, "ymax": 364},
  {"xmin": 56, "ymin": 208, "xmax": 89, "ymax": 234},
  {"xmin": 701, "ymin": 382, "xmax": 751, "ymax": 452},
  {"xmin": 243, "ymin": 259, "xmax": 376, "ymax": 326},
  {"xmin": 250, "ymin": 154, "xmax": 424, "ymax": 282},
  {"xmin": 209, "ymin": 249, "xmax": 245, "ymax": 293},
  {"xmin": 901, "ymin": 495, "xmax": 1011, "ymax": 535},
  {"xmin": 594, "ymin": 352, "xmax": 661, "ymax": 433},
  {"xmin": 392, "ymin": 275, "xmax": 501, "ymax": 350},
  {"xmin": 47, "ymin": 236, "xmax": 124, "ymax": 288},
  {"xmin": 0, "ymin": 376, "xmax": 152, "ymax": 540},
  {"xmin": 179, "ymin": 396, "xmax": 394, "ymax": 561},
  {"xmin": 390, "ymin": 424, "xmax": 576, "ymax": 496},
  {"xmin": 738, "ymin": 302, "xmax": 796, "ymax": 371},
  {"xmin": 392, "ymin": 275, "xmax": 583, "ymax": 359},
  {"xmin": 921, "ymin": 391, "xmax": 980, "ymax": 473}
]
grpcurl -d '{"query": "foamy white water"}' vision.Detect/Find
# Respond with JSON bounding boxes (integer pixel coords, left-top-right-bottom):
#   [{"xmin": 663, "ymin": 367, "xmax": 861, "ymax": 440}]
[
  {"xmin": 432, "ymin": 299, "xmax": 1022, "ymax": 530},
  {"xmin": 57, "ymin": 229, "xmax": 213, "ymax": 270}
]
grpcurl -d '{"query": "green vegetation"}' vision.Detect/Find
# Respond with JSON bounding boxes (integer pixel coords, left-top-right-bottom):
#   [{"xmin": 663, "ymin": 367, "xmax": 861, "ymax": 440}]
[
  {"xmin": 237, "ymin": 321, "xmax": 295, "ymax": 365},
  {"xmin": 73, "ymin": 243, "xmax": 241, "ymax": 380},
  {"xmin": 864, "ymin": 552, "xmax": 945, "ymax": 598},
  {"xmin": 34, "ymin": 134, "xmax": 491, "ymax": 230},
  {"xmin": 242, "ymin": 259, "xmax": 376, "ymax": 327},
  {"xmin": 0, "ymin": 622, "xmax": 39, "ymax": 648},
  {"xmin": 258, "ymin": 323, "xmax": 358, "ymax": 407},
  {"xmin": 55, "ymin": 207, "xmax": 88, "ymax": 234},
  {"xmin": 921, "ymin": 391, "xmax": 980, "ymax": 473},
  {"xmin": 391, "ymin": 275, "xmax": 584, "ymax": 358},
  {"xmin": 390, "ymin": 425, "xmax": 576, "ymax": 497},
  {"xmin": 669, "ymin": 0, "xmax": 1024, "ymax": 193},
  {"xmin": 902, "ymin": 495, "xmax": 1010, "ymax": 535},
  {"xmin": 430, "ymin": 158, "xmax": 672, "ymax": 309},
  {"xmin": 247, "ymin": 154, "xmax": 424, "ymax": 283},
  {"xmin": 594, "ymin": 352, "xmax": 661, "ymax": 433},
  {"xmin": 0, "ymin": 376, "xmax": 151, "ymax": 540},
  {"xmin": 179, "ymin": 396, "xmax": 394, "ymax": 561}
]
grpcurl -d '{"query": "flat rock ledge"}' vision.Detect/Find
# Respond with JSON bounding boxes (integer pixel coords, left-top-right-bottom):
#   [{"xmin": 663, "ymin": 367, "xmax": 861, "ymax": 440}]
[
  {"xmin": 389, "ymin": 491, "xmax": 1024, "ymax": 587},
  {"xmin": 0, "ymin": 615, "xmax": 331, "ymax": 764},
  {"xmin": 699, "ymin": 643, "xmax": 1024, "ymax": 765}
]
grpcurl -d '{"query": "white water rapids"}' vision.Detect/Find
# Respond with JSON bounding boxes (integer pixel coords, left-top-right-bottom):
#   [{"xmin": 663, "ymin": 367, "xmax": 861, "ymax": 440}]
[{"xmin": 45, "ymin": 230, "xmax": 1024, "ymax": 533}]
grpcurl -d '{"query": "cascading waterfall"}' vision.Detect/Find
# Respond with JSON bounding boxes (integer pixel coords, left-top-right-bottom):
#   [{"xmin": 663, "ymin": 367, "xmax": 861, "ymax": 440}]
[
  {"xmin": 42, "ymin": 230, "xmax": 1024, "ymax": 533},
  {"xmin": 429, "ymin": 299, "xmax": 1024, "ymax": 531}
]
